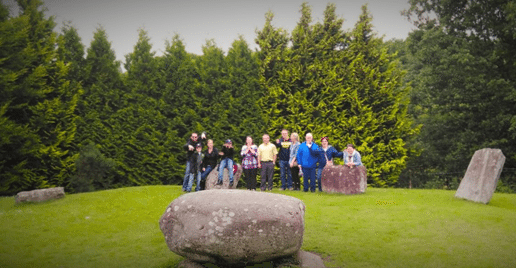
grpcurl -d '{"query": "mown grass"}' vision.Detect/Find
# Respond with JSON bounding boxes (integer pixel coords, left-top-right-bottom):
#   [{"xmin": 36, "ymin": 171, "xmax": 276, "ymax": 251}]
[{"xmin": 1, "ymin": 186, "xmax": 515, "ymax": 268}]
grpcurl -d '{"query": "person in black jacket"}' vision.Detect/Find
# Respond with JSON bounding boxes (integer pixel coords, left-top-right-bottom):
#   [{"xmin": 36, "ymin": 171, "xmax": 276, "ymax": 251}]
[
  {"xmin": 182, "ymin": 132, "xmax": 206, "ymax": 191},
  {"xmin": 217, "ymin": 139, "xmax": 235, "ymax": 186},
  {"xmin": 275, "ymin": 129, "xmax": 293, "ymax": 190},
  {"xmin": 200, "ymin": 139, "xmax": 219, "ymax": 190},
  {"xmin": 185, "ymin": 143, "xmax": 203, "ymax": 192}
]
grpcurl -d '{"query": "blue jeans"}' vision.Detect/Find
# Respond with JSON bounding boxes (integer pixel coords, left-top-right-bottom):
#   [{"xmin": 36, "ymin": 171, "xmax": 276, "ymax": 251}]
[
  {"xmin": 302, "ymin": 167, "xmax": 316, "ymax": 192},
  {"xmin": 200, "ymin": 165, "xmax": 214, "ymax": 190},
  {"xmin": 316, "ymin": 166, "xmax": 325, "ymax": 192},
  {"xmin": 279, "ymin": 160, "xmax": 292, "ymax": 189},
  {"xmin": 182, "ymin": 161, "xmax": 191, "ymax": 190},
  {"xmin": 186, "ymin": 171, "xmax": 201, "ymax": 192},
  {"xmin": 218, "ymin": 158, "xmax": 234, "ymax": 183},
  {"xmin": 201, "ymin": 165, "xmax": 214, "ymax": 181}
]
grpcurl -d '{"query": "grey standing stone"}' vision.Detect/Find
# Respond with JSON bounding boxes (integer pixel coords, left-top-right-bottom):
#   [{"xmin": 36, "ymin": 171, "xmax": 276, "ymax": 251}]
[
  {"xmin": 159, "ymin": 190, "xmax": 305, "ymax": 266},
  {"xmin": 321, "ymin": 165, "xmax": 367, "ymax": 194},
  {"xmin": 205, "ymin": 164, "xmax": 242, "ymax": 190},
  {"xmin": 15, "ymin": 187, "xmax": 65, "ymax": 204},
  {"xmin": 455, "ymin": 148, "xmax": 505, "ymax": 204}
]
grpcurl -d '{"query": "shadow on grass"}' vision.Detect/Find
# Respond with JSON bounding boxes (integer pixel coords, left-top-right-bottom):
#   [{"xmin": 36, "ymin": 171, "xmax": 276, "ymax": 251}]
[{"xmin": 156, "ymin": 255, "xmax": 304, "ymax": 268}]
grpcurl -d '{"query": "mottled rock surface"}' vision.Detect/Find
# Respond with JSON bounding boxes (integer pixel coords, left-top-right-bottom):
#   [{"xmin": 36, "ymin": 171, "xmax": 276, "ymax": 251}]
[
  {"xmin": 455, "ymin": 148, "xmax": 505, "ymax": 204},
  {"xmin": 15, "ymin": 187, "xmax": 65, "ymax": 204},
  {"xmin": 159, "ymin": 190, "xmax": 305, "ymax": 265},
  {"xmin": 321, "ymin": 165, "xmax": 367, "ymax": 194},
  {"xmin": 205, "ymin": 164, "xmax": 242, "ymax": 190}
]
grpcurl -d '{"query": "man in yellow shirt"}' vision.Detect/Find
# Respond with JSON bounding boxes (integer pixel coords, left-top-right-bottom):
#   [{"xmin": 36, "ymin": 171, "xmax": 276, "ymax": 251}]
[{"xmin": 258, "ymin": 134, "xmax": 278, "ymax": 191}]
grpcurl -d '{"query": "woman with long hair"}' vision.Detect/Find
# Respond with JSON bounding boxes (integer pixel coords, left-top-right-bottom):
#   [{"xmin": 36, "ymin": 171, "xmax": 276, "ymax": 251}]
[{"xmin": 289, "ymin": 132, "xmax": 301, "ymax": 190}]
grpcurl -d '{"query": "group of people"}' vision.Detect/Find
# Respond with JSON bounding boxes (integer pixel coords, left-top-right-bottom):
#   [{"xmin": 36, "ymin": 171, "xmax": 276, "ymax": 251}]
[{"xmin": 181, "ymin": 130, "xmax": 362, "ymax": 192}]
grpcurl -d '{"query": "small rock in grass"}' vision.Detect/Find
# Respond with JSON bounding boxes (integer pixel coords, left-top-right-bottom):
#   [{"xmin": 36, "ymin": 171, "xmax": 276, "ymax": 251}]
[{"xmin": 15, "ymin": 187, "xmax": 65, "ymax": 204}]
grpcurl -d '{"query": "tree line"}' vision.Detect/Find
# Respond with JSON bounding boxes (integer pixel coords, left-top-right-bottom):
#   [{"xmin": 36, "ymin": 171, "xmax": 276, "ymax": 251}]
[{"xmin": 1, "ymin": 0, "xmax": 514, "ymax": 195}]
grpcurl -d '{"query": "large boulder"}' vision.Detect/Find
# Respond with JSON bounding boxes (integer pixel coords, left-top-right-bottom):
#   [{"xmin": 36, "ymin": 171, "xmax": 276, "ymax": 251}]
[
  {"xmin": 159, "ymin": 190, "xmax": 305, "ymax": 266},
  {"xmin": 455, "ymin": 148, "xmax": 505, "ymax": 204},
  {"xmin": 205, "ymin": 164, "xmax": 242, "ymax": 190},
  {"xmin": 321, "ymin": 165, "xmax": 367, "ymax": 194},
  {"xmin": 15, "ymin": 187, "xmax": 65, "ymax": 204}
]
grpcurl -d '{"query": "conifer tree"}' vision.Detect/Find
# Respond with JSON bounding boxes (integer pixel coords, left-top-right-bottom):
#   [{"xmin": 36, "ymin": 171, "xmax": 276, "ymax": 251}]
[
  {"xmin": 0, "ymin": 0, "xmax": 80, "ymax": 194},
  {"xmin": 193, "ymin": 40, "xmax": 232, "ymax": 146},
  {"xmin": 255, "ymin": 10, "xmax": 290, "ymax": 137},
  {"xmin": 79, "ymin": 27, "xmax": 123, "ymax": 146},
  {"xmin": 118, "ymin": 29, "xmax": 177, "ymax": 185},
  {"xmin": 257, "ymin": 3, "xmax": 417, "ymax": 186},
  {"xmin": 74, "ymin": 26, "xmax": 125, "ymax": 188},
  {"xmin": 57, "ymin": 22, "xmax": 86, "ymax": 84},
  {"xmin": 158, "ymin": 35, "xmax": 199, "ymax": 182},
  {"xmin": 401, "ymin": 0, "xmax": 516, "ymax": 189},
  {"xmin": 225, "ymin": 36, "xmax": 264, "ymax": 143},
  {"xmin": 340, "ymin": 5, "xmax": 418, "ymax": 186}
]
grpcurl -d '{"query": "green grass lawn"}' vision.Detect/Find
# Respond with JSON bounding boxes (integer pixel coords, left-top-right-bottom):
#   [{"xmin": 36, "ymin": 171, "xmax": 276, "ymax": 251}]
[{"xmin": 1, "ymin": 186, "xmax": 515, "ymax": 268}]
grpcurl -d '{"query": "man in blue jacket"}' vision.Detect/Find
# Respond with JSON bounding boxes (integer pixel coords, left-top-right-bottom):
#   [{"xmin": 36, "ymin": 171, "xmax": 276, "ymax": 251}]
[{"xmin": 296, "ymin": 133, "xmax": 319, "ymax": 192}]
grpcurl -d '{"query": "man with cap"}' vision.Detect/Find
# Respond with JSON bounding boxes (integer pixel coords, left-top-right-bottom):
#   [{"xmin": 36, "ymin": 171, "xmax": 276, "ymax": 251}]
[{"xmin": 218, "ymin": 139, "xmax": 235, "ymax": 186}]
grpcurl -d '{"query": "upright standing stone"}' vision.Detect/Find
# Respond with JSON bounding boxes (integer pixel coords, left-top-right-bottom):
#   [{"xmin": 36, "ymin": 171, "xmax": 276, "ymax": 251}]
[
  {"xmin": 205, "ymin": 164, "xmax": 242, "ymax": 190},
  {"xmin": 15, "ymin": 187, "xmax": 65, "ymax": 204},
  {"xmin": 455, "ymin": 148, "xmax": 505, "ymax": 204},
  {"xmin": 321, "ymin": 165, "xmax": 367, "ymax": 194}
]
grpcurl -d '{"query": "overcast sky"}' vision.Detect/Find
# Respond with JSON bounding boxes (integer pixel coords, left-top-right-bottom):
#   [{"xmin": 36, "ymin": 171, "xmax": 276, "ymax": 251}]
[{"xmin": 5, "ymin": 0, "xmax": 415, "ymax": 65}]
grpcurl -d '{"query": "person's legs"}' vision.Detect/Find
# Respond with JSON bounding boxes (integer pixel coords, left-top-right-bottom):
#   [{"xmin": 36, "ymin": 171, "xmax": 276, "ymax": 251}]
[
  {"xmin": 279, "ymin": 160, "xmax": 288, "ymax": 190},
  {"xmin": 195, "ymin": 171, "xmax": 202, "ymax": 191},
  {"xmin": 302, "ymin": 167, "xmax": 309, "ymax": 192},
  {"xmin": 218, "ymin": 159, "xmax": 227, "ymax": 184},
  {"xmin": 316, "ymin": 166, "xmax": 324, "ymax": 192},
  {"xmin": 286, "ymin": 163, "xmax": 292, "ymax": 189},
  {"xmin": 307, "ymin": 167, "xmax": 317, "ymax": 192},
  {"xmin": 266, "ymin": 162, "xmax": 275, "ymax": 190},
  {"xmin": 243, "ymin": 169, "xmax": 249, "ymax": 189},
  {"xmin": 200, "ymin": 165, "xmax": 213, "ymax": 190},
  {"xmin": 182, "ymin": 161, "xmax": 191, "ymax": 191},
  {"xmin": 186, "ymin": 173, "xmax": 194, "ymax": 192},
  {"xmin": 201, "ymin": 165, "xmax": 213, "ymax": 181},
  {"xmin": 250, "ymin": 168, "xmax": 257, "ymax": 190},
  {"xmin": 291, "ymin": 166, "xmax": 300, "ymax": 190},
  {"xmin": 260, "ymin": 163, "xmax": 267, "ymax": 191},
  {"xmin": 228, "ymin": 159, "xmax": 234, "ymax": 185}
]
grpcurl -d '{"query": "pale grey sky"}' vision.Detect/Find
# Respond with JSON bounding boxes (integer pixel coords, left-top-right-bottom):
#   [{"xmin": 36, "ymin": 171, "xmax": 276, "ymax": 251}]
[{"xmin": 5, "ymin": 0, "xmax": 415, "ymax": 64}]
